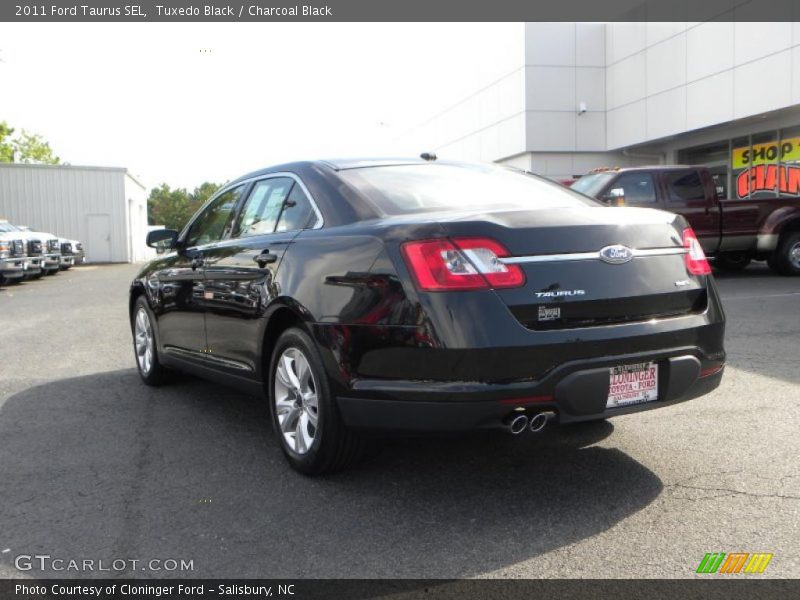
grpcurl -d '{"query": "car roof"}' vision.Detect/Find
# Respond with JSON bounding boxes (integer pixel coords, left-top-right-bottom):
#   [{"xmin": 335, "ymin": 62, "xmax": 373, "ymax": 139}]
[
  {"xmin": 587, "ymin": 165, "xmax": 698, "ymax": 174},
  {"xmin": 318, "ymin": 157, "xmax": 432, "ymax": 170},
  {"xmin": 225, "ymin": 157, "xmax": 463, "ymax": 188}
]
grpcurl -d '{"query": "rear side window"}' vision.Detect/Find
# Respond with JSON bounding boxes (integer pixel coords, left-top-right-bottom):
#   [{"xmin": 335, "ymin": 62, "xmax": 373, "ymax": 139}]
[
  {"xmin": 185, "ymin": 185, "xmax": 244, "ymax": 247},
  {"xmin": 276, "ymin": 184, "xmax": 316, "ymax": 232},
  {"xmin": 664, "ymin": 170, "xmax": 705, "ymax": 202},
  {"xmin": 233, "ymin": 178, "xmax": 294, "ymax": 238},
  {"xmin": 338, "ymin": 163, "xmax": 597, "ymax": 216},
  {"xmin": 607, "ymin": 172, "xmax": 657, "ymax": 204}
]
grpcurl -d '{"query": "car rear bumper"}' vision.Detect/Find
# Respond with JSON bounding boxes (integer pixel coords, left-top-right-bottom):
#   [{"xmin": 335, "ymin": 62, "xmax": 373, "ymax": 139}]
[{"xmin": 336, "ymin": 349, "xmax": 725, "ymax": 432}]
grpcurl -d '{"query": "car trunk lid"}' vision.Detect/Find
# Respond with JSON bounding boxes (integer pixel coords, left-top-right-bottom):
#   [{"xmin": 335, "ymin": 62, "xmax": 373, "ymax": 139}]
[{"xmin": 438, "ymin": 206, "xmax": 707, "ymax": 330}]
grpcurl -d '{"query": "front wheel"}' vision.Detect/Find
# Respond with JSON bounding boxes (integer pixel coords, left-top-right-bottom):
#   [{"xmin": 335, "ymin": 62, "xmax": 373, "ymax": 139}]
[
  {"xmin": 132, "ymin": 297, "xmax": 167, "ymax": 385},
  {"xmin": 768, "ymin": 232, "xmax": 800, "ymax": 276},
  {"xmin": 269, "ymin": 327, "xmax": 364, "ymax": 475}
]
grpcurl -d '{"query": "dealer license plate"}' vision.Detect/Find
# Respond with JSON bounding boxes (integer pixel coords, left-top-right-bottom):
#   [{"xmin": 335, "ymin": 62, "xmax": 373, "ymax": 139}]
[{"xmin": 607, "ymin": 362, "xmax": 658, "ymax": 408}]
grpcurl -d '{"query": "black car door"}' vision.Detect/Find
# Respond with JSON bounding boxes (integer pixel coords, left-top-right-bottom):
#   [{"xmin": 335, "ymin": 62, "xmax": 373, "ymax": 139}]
[
  {"xmin": 202, "ymin": 175, "xmax": 321, "ymax": 377},
  {"xmin": 154, "ymin": 184, "xmax": 246, "ymax": 363}
]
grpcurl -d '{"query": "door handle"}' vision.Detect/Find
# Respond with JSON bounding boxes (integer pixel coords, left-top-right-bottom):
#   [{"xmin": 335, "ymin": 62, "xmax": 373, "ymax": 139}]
[
  {"xmin": 254, "ymin": 250, "xmax": 278, "ymax": 267},
  {"xmin": 191, "ymin": 254, "xmax": 204, "ymax": 270}
]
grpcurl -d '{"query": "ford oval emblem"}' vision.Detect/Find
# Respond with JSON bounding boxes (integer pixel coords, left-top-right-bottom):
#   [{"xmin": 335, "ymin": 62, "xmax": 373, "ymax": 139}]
[{"xmin": 599, "ymin": 244, "xmax": 634, "ymax": 264}]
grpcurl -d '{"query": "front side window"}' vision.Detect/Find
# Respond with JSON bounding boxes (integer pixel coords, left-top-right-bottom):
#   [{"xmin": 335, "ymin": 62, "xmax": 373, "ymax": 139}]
[
  {"xmin": 233, "ymin": 178, "xmax": 294, "ymax": 238},
  {"xmin": 664, "ymin": 170, "xmax": 705, "ymax": 202},
  {"xmin": 606, "ymin": 172, "xmax": 657, "ymax": 204},
  {"xmin": 571, "ymin": 172, "xmax": 616, "ymax": 198},
  {"xmin": 185, "ymin": 185, "xmax": 244, "ymax": 247}
]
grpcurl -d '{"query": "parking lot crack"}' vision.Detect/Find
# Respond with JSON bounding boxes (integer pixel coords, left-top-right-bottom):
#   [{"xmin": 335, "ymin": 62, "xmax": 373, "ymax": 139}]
[{"xmin": 665, "ymin": 470, "xmax": 800, "ymax": 502}]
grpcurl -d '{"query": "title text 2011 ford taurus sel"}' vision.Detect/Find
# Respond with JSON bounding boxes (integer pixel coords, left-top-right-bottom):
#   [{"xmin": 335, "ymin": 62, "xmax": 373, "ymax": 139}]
[{"xmin": 130, "ymin": 159, "xmax": 725, "ymax": 474}]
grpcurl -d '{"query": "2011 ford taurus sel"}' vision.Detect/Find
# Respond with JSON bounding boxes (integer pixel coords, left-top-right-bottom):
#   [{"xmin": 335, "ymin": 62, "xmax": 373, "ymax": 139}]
[{"xmin": 130, "ymin": 158, "xmax": 726, "ymax": 474}]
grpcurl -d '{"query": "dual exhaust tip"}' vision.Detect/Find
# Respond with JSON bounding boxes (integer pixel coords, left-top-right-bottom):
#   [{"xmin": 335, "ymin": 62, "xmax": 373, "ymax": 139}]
[{"xmin": 506, "ymin": 411, "xmax": 556, "ymax": 435}]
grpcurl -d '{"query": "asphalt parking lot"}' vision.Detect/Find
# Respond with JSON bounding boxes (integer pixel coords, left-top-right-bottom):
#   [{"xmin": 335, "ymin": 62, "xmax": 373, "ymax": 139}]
[{"xmin": 0, "ymin": 264, "xmax": 798, "ymax": 579}]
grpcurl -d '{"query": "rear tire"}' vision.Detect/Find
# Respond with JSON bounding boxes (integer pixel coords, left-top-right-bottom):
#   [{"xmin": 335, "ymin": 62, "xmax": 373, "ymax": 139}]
[
  {"xmin": 768, "ymin": 232, "xmax": 800, "ymax": 276},
  {"xmin": 268, "ymin": 327, "xmax": 364, "ymax": 475},
  {"xmin": 132, "ymin": 296, "xmax": 167, "ymax": 385},
  {"xmin": 714, "ymin": 252, "xmax": 751, "ymax": 271}
]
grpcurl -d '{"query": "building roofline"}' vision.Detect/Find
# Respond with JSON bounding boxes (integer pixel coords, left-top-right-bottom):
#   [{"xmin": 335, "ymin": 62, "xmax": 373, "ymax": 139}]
[
  {"xmin": 0, "ymin": 161, "xmax": 147, "ymax": 190},
  {"xmin": 125, "ymin": 171, "xmax": 146, "ymax": 190},
  {"xmin": 0, "ymin": 162, "xmax": 128, "ymax": 173}
]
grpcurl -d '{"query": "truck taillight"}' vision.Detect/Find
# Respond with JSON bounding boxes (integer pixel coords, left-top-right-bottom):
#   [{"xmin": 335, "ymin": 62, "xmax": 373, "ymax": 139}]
[
  {"xmin": 683, "ymin": 228, "xmax": 711, "ymax": 275},
  {"xmin": 401, "ymin": 237, "xmax": 525, "ymax": 291}
]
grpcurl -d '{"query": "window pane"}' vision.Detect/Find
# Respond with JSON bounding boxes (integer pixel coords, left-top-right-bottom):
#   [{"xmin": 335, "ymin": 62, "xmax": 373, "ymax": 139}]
[
  {"xmin": 276, "ymin": 184, "xmax": 316, "ymax": 232},
  {"xmin": 709, "ymin": 167, "xmax": 729, "ymax": 199},
  {"xmin": 234, "ymin": 178, "xmax": 294, "ymax": 238},
  {"xmin": 186, "ymin": 185, "xmax": 244, "ymax": 247},
  {"xmin": 779, "ymin": 127, "xmax": 800, "ymax": 197},
  {"xmin": 665, "ymin": 170, "xmax": 705, "ymax": 202},
  {"xmin": 678, "ymin": 141, "xmax": 729, "ymax": 165},
  {"xmin": 611, "ymin": 172, "xmax": 657, "ymax": 203},
  {"xmin": 571, "ymin": 172, "xmax": 616, "ymax": 197},
  {"xmin": 731, "ymin": 136, "xmax": 751, "ymax": 199},
  {"xmin": 750, "ymin": 132, "xmax": 778, "ymax": 199}
]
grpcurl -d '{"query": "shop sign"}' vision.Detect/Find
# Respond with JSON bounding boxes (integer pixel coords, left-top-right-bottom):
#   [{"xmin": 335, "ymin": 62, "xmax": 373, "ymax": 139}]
[
  {"xmin": 732, "ymin": 136, "xmax": 800, "ymax": 168},
  {"xmin": 735, "ymin": 164, "xmax": 800, "ymax": 197}
]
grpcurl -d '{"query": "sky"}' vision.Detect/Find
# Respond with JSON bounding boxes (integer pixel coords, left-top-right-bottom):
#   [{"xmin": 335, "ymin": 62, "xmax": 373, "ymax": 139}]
[{"xmin": 0, "ymin": 22, "xmax": 522, "ymax": 190}]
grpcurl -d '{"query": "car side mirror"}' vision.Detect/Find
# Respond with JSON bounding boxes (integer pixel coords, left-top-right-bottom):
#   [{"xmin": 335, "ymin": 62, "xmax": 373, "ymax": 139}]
[
  {"xmin": 146, "ymin": 229, "xmax": 179, "ymax": 250},
  {"xmin": 605, "ymin": 188, "xmax": 626, "ymax": 206}
]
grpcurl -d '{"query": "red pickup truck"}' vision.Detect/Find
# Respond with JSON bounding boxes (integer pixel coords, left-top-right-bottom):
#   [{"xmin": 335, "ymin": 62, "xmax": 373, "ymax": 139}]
[{"xmin": 571, "ymin": 166, "xmax": 800, "ymax": 275}]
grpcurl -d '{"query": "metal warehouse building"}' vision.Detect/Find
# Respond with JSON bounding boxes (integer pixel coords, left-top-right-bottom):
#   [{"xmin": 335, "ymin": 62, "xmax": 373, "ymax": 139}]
[{"xmin": 0, "ymin": 163, "xmax": 150, "ymax": 263}]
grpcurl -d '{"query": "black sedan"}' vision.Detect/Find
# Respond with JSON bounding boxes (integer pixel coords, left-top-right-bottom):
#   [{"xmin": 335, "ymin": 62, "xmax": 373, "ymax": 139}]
[{"xmin": 131, "ymin": 158, "xmax": 726, "ymax": 474}]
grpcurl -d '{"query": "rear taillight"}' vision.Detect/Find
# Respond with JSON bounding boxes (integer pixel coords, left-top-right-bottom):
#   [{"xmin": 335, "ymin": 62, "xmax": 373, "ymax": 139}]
[
  {"xmin": 682, "ymin": 228, "xmax": 711, "ymax": 275},
  {"xmin": 401, "ymin": 237, "xmax": 525, "ymax": 291}
]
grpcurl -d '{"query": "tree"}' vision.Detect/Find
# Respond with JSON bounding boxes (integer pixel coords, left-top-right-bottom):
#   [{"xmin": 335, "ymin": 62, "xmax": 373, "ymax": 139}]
[
  {"xmin": 14, "ymin": 130, "xmax": 60, "ymax": 164},
  {"xmin": 147, "ymin": 182, "xmax": 222, "ymax": 231},
  {"xmin": 0, "ymin": 121, "xmax": 14, "ymax": 163},
  {"xmin": 0, "ymin": 120, "xmax": 61, "ymax": 164}
]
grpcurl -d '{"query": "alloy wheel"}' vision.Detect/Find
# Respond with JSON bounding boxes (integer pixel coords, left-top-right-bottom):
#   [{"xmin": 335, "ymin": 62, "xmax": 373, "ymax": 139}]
[
  {"xmin": 274, "ymin": 347, "xmax": 319, "ymax": 454},
  {"xmin": 789, "ymin": 241, "xmax": 800, "ymax": 269},
  {"xmin": 134, "ymin": 307, "xmax": 154, "ymax": 375}
]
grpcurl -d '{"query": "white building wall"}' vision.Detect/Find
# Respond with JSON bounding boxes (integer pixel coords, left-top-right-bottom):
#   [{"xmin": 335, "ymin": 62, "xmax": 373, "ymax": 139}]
[
  {"xmin": 411, "ymin": 20, "xmax": 800, "ymax": 180},
  {"xmin": 0, "ymin": 164, "xmax": 148, "ymax": 263},
  {"xmin": 406, "ymin": 24, "xmax": 527, "ymax": 162},
  {"xmin": 525, "ymin": 22, "xmax": 607, "ymax": 153},
  {"xmin": 606, "ymin": 21, "xmax": 800, "ymax": 149},
  {"xmin": 125, "ymin": 173, "xmax": 154, "ymax": 263}
]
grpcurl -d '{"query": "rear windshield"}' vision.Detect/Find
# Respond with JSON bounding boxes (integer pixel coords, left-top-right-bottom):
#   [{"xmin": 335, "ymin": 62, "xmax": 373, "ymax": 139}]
[{"xmin": 338, "ymin": 163, "xmax": 599, "ymax": 216}]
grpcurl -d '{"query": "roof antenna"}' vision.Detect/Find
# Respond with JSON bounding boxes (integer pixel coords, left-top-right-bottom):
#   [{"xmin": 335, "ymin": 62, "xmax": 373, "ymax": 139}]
[{"xmin": 420, "ymin": 152, "xmax": 437, "ymax": 162}]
